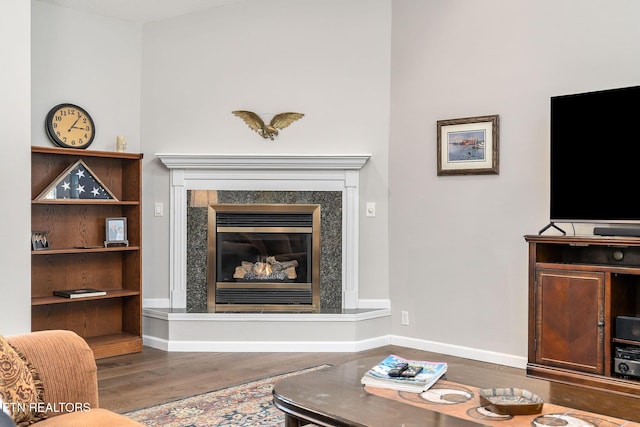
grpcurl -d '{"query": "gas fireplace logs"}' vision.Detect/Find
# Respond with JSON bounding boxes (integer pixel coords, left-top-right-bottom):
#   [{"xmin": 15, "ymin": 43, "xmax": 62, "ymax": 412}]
[{"xmin": 233, "ymin": 256, "xmax": 298, "ymax": 280}]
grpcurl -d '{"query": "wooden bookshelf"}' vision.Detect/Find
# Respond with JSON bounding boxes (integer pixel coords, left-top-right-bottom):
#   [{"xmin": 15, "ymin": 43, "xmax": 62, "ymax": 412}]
[{"xmin": 31, "ymin": 146, "xmax": 143, "ymax": 358}]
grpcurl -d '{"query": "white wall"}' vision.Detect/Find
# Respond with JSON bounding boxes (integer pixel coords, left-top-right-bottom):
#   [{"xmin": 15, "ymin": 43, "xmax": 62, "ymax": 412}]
[
  {"xmin": 389, "ymin": 0, "xmax": 640, "ymax": 358},
  {"xmin": 0, "ymin": 0, "xmax": 31, "ymax": 335},
  {"xmin": 9, "ymin": 0, "xmax": 141, "ymax": 336},
  {"xmin": 17, "ymin": 0, "xmax": 640, "ymax": 363},
  {"xmin": 31, "ymin": 2, "xmax": 142, "ymax": 152},
  {"xmin": 139, "ymin": 0, "xmax": 392, "ymax": 302}
]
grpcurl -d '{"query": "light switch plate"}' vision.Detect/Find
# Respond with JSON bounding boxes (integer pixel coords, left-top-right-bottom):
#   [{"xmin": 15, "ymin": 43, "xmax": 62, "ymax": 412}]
[
  {"xmin": 154, "ymin": 202, "xmax": 163, "ymax": 217},
  {"xmin": 366, "ymin": 202, "xmax": 376, "ymax": 217}
]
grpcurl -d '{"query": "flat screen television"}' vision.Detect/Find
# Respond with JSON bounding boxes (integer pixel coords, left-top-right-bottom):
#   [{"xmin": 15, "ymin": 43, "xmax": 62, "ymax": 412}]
[{"xmin": 549, "ymin": 84, "xmax": 640, "ymax": 226}]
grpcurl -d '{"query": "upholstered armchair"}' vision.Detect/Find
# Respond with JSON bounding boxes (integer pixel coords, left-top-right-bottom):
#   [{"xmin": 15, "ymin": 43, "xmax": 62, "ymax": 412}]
[{"xmin": 2, "ymin": 330, "xmax": 143, "ymax": 427}]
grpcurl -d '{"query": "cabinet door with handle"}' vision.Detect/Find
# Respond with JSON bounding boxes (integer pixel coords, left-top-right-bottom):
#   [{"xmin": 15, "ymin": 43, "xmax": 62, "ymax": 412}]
[{"xmin": 535, "ymin": 268, "xmax": 605, "ymax": 374}]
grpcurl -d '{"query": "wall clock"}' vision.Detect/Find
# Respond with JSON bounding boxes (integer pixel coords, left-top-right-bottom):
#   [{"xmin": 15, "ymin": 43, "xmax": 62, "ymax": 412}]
[{"xmin": 45, "ymin": 103, "xmax": 95, "ymax": 149}]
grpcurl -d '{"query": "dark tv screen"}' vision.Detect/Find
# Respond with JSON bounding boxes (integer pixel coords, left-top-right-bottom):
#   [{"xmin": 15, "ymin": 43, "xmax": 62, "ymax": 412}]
[{"xmin": 550, "ymin": 85, "xmax": 640, "ymax": 223}]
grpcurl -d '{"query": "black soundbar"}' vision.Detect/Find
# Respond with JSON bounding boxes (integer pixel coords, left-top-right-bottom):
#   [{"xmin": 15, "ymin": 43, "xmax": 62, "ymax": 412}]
[{"xmin": 594, "ymin": 227, "xmax": 640, "ymax": 237}]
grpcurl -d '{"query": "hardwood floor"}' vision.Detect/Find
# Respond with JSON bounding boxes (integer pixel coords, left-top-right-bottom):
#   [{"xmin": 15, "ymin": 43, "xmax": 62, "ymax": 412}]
[{"xmin": 97, "ymin": 345, "xmax": 640, "ymax": 423}]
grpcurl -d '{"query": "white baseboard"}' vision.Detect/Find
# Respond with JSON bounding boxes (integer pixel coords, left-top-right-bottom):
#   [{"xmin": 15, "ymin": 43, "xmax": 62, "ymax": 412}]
[
  {"xmin": 390, "ymin": 335, "xmax": 527, "ymax": 369},
  {"xmin": 143, "ymin": 334, "xmax": 391, "ymax": 353},
  {"xmin": 143, "ymin": 298, "xmax": 171, "ymax": 308},
  {"xmin": 142, "ymin": 333, "xmax": 524, "ymax": 369},
  {"xmin": 358, "ymin": 299, "xmax": 391, "ymax": 309}
]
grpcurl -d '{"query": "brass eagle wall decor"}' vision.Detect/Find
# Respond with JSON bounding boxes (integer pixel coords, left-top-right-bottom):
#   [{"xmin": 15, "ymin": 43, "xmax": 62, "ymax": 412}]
[{"xmin": 232, "ymin": 110, "xmax": 304, "ymax": 140}]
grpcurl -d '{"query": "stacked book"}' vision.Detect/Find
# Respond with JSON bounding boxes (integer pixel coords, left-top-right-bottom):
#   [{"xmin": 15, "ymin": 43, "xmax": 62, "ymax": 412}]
[
  {"xmin": 361, "ymin": 354, "xmax": 447, "ymax": 393},
  {"xmin": 53, "ymin": 288, "xmax": 107, "ymax": 298}
]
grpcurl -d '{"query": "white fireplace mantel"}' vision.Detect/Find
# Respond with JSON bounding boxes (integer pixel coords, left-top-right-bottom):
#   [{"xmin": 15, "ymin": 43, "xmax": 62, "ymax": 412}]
[
  {"xmin": 156, "ymin": 153, "xmax": 371, "ymax": 170},
  {"xmin": 157, "ymin": 153, "xmax": 371, "ymax": 310}
]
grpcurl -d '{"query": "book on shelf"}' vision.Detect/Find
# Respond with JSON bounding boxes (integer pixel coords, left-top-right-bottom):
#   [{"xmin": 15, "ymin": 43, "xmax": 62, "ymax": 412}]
[
  {"xmin": 53, "ymin": 288, "xmax": 107, "ymax": 298},
  {"xmin": 360, "ymin": 354, "xmax": 447, "ymax": 393}
]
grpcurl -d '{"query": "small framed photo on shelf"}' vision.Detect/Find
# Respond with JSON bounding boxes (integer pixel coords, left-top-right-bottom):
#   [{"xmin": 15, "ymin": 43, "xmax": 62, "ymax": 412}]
[
  {"xmin": 31, "ymin": 231, "xmax": 50, "ymax": 251},
  {"xmin": 437, "ymin": 114, "xmax": 499, "ymax": 176},
  {"xmin": 105, "ymin": 217, "xmax": 129, "ymax": 247}
]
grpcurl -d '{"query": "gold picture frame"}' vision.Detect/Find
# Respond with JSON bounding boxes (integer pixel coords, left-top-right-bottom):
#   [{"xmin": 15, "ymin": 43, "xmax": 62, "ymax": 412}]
[{"xmin": 437, "ymin": 115, "xmax": 499, "ymax": 176}]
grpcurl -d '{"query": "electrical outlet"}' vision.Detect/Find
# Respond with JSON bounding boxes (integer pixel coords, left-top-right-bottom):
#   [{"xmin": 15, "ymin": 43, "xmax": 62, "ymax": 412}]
[{"xmin": 401, "ymin": 311, "xmax": 409, "ymax": 325}]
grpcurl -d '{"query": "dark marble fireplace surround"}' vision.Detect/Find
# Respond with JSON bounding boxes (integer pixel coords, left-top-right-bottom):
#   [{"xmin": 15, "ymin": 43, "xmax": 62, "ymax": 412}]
[{"xmin": 185, "ymin": 190, "xmax": 343, "ymax": 311}]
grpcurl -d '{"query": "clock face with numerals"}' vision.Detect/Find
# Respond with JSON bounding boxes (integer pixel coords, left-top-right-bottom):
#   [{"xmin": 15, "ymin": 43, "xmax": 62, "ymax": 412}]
[{"xmin": 45, "ymin": 103, "xmax": 95, "ymax": 149}]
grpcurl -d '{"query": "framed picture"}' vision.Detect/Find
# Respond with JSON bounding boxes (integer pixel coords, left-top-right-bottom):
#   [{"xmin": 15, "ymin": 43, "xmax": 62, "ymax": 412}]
[
  {"xmin": 31, "ymin": 231, "xmax": 50, "ymax": 251},
  {"xmin": 437, "ymin": 115, "xmax": 499, "ymax": 176},
  {"xmin": 105, "ymin": 217, "xmax": 129, "ymax": 247}
]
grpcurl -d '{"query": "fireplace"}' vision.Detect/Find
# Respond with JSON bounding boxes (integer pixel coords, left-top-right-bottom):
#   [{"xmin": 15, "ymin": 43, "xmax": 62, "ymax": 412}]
[
  {"xmin": 156, "ymin": 153, "xmax": 370, "ymax": 315},
  {"xmin": 207, "ymin": 204, "xmax": 321, "ymax": 312}
]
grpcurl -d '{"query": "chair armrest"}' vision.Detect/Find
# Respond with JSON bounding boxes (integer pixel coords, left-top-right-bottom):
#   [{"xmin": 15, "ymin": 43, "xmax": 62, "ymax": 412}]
[{"xmin": 6, "ymin": 330, "xmax": 99, "ymax": 414}]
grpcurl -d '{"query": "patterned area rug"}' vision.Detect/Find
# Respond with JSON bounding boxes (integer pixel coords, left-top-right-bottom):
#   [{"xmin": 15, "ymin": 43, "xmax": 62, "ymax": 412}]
[{"xmin": 124, "ymin": 365, "xmax": 329, "ymax": 427}]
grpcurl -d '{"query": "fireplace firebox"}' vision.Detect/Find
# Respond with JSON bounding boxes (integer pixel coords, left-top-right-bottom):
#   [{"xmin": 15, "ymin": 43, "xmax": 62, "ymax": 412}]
[{"xmin": 207, "ymin": 204, "xmax": 320, "ymax": 312}]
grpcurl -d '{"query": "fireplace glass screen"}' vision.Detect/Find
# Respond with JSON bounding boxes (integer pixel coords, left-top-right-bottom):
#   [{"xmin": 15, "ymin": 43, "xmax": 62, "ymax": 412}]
[
  {"xmin": 208, "ymin": 205, "xmax": 321, "ymax": 311},
  {"xmin": 216, "ymin": 230, "xmax": 311, "ymax": 283}
]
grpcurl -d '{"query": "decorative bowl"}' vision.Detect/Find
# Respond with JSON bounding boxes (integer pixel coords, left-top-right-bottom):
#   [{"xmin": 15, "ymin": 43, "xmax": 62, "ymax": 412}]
[{"xmin": 478, "ymin": 387, "xmax": 544, "ymax": 415}]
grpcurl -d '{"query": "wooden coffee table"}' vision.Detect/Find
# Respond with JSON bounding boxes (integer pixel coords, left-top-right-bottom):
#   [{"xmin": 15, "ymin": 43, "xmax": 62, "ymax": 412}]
[
  {"xmin": 273, "ymin": 356, "xmax": 640, "ymax": 427},
  {"xmin": 272, "ymin": 357, "xmax": 487, "ymax": 427}
]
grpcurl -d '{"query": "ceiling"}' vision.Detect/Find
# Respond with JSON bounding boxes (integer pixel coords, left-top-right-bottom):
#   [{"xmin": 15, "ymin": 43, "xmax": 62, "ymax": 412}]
[{"xmin": 34, "ymin": 0, "xmax": 237, "ymax": 24}]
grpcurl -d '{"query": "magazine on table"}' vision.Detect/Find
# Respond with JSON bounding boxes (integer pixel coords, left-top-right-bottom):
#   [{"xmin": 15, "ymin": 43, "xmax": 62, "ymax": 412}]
[{"xmin": 361, "ymin": 354, "xmax": 447, "ymax": 393}]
